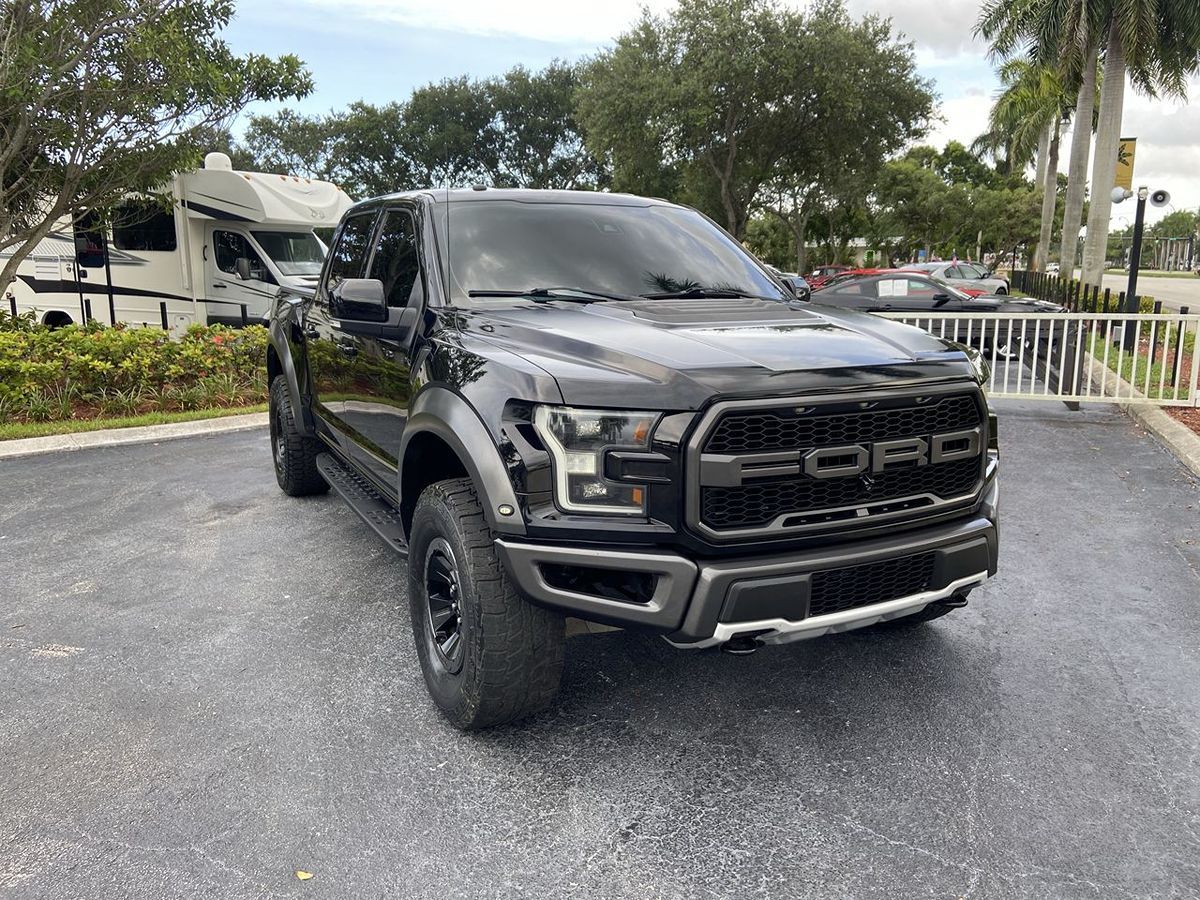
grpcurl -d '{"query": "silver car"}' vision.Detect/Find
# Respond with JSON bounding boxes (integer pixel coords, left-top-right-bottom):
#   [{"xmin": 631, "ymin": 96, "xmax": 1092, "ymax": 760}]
[{"xmin": 908, "ymin": 261, "xmax": 1009, "ymax": 295}]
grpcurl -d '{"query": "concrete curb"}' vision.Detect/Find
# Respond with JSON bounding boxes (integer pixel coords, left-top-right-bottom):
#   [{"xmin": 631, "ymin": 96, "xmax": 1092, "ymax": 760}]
[
  {"xmin": 0, "ymin": 412, "xmax": 268, "ymax": 461},
  {"xmin": 1084, "ymin": 352, "xmax": 1200, "ymax": 479}
]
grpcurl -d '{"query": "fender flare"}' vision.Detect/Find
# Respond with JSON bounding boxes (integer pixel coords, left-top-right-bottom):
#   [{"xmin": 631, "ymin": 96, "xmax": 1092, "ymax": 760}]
[
  {"xmin": 267, "ymin": 319, "xmax": 314, "ymax": 436},
  {"xmin": 399, "ymin": 388, "xmax": 527, "ymax": 536}
]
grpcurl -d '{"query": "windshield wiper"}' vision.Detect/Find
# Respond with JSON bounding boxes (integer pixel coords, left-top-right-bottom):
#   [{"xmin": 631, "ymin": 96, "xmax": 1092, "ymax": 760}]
[
  {"xmin": 467, "ymin": 287, "xmax": 639, "ymax": 303},
  {"xmin": 639, "ymin": 287, "xmax": 770, "ymax": 300}
]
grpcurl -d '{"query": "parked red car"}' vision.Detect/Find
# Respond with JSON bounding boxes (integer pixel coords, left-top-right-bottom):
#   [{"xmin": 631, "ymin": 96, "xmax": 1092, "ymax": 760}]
[{"xmin": 807, "ymin": 264, "xmax": 851, "ymax": 289}]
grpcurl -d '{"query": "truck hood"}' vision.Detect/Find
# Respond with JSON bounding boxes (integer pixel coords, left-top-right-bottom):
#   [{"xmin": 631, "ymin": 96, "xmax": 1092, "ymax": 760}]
[{"xmin": 457, "ymin": 298, "xmax": 976, "ymax": 409}]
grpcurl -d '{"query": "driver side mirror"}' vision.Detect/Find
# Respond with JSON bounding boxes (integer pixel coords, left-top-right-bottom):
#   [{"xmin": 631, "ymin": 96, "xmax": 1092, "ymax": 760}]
[
  {"xmin": 331, "ymin": 277, "xmax": 387, "ymax": 322},
  {"xmin": 932, "ymin": 292, "xmax": 953, "ymax": 308},
  {"xmin": 235, "ymin": 257, "xmax": 252, "ymax": 281},
  {"xmin": 781, "ymin": 276, "xmax": 809, "ymax": 301}
]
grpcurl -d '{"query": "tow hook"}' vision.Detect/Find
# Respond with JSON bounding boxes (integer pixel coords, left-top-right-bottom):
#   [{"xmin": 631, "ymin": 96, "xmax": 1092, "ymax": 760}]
[
  {"xmin": 721, "ymin": 634, "xmax": 765, "ymax": 655},
  {"xmin": 935, "ymin": 593, "xmax": 970, "ymax": 610}
]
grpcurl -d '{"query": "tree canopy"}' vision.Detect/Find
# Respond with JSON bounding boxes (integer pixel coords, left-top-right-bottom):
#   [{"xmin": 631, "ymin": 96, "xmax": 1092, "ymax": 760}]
[{"xmin": 0, "ymin": 0, "xmax": 311, "ymax": 289}]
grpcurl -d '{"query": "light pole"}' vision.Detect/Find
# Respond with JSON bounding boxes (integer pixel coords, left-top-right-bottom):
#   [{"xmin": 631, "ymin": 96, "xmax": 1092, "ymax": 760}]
[{"xmin": 1112, "ymin": 185, "xmax": 1149, "ymax": 350}]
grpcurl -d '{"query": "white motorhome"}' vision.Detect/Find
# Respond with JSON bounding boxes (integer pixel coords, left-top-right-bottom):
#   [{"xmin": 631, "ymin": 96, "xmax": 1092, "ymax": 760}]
[{"xmin": 2, "ymin": 152, "xmax": 354, "ymax": 333}]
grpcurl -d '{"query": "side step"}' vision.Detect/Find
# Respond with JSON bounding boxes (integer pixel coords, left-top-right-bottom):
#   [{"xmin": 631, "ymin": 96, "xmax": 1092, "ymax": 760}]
[{"xmin": 315, "ymin": 452, "xmax": 408, "ymax": 556}]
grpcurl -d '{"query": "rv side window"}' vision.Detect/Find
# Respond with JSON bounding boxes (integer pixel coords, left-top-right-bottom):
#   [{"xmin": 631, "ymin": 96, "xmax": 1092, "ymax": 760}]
[
  {"xmin": 324, "ymin": 212, "xmax": 377, "ymax": 292},
  {"xmin": 213, "ymin": 231, "xmax": 270, "ymax": 282},
  {"xmin": 368, "ymin": 210, "xmax": 422, "ymax": 308},
  {"xmin": 112, "ymin": 201, "xmax": 177, "ymax": 252}
]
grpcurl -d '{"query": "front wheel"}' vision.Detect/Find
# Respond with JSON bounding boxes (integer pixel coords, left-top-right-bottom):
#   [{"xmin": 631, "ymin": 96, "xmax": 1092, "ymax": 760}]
[
  {"xmin": 408, "ymin": 478, "xmax": 564, "ymax": 730},
  {"xmin": 269, "ymin": 375, "xmax": 328, "ymax": 496}
]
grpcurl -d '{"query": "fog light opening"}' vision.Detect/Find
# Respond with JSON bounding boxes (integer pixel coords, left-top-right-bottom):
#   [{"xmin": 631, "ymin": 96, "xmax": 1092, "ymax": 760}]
[{"xmin": 540, "ymin": 563, "xmax": 658, "ymax": 605}]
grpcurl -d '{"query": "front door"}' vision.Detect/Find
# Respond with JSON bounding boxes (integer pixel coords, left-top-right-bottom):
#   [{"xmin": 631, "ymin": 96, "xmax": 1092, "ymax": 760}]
[
  {"xmin": 339, "ymin": 206, "xmax": 426, "ymax": 484},
  {"xmin": 205, "ymin": 227, "xmax": 277, "ymax": 322}
]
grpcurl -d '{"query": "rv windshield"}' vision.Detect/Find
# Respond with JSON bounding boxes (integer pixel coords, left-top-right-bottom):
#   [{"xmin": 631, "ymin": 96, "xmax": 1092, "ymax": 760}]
[
  {"xmin": 434, "ymin": 199, "xmax": 786, "ymax": 305},
  {"xmin": 252, "ymin": 230, "xmax": 325, "ymax": 277}
]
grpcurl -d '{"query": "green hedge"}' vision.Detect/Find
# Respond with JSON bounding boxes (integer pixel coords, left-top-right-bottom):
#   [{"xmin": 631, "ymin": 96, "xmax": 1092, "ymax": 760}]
[{"xmin": 0, "ymin": 312, "xmax": 268, "ymax": 425}]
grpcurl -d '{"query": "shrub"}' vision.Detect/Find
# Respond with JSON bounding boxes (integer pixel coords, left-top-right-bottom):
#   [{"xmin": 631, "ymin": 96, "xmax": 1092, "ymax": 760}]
[{"xmin": 0, "ymin": 317, "xmax": 268, "ymax": 424}]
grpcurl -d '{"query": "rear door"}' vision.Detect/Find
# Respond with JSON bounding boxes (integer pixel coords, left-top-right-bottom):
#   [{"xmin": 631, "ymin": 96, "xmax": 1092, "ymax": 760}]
[{"xmin": 305, "ymin": 209, "xmax": 380, "ymax": 454}]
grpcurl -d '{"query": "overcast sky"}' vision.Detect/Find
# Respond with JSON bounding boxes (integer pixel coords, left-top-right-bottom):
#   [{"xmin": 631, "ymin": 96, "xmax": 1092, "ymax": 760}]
[{"xmin": 225, "ymin": 0, "xmax": 1200, "ymax": 227}]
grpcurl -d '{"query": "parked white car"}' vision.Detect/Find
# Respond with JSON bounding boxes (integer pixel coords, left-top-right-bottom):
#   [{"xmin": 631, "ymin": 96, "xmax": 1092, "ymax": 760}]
[{"xmin": 907, "ymin": 261, "xmax": 1009, "ymax": 295}]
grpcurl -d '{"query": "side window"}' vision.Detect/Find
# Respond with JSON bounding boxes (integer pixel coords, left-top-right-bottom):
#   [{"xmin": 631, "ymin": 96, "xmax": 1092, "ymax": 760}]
[
  {"xmin": 961, "ymin": 264, "xmax": 984, "ymax": 278},
  {"xmin": 368, "ymin": 210, "xmax": 423, "ymax": 308},
  {"xmin": 213, "ymin": 231, "xmax": 270, "ymax": 282},
  {"xmin": 112, "ymin": 201, "xmax": 177, "ymax": 252},
  {"xmin": 831, "ymin": 280, "xmax": 874, "ymax": 298},
  {"xmin": 905, "ymin": 278, "xmax": 937, "ymax": 297},
  {"xmin": 324, "ymin": 212, "xmax": 377, "ymax": 292}
]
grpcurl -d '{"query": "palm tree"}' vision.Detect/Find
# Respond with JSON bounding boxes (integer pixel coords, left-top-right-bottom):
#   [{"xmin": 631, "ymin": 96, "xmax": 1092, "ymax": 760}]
[
  {"xmin": 974, "ymin": 59, "xmax": 1066, "ymax": 271},
  {"xmin": 1057, "ymin": 55, "xmax": 1097, "ymax": 275},
  {"xmin": 982, "ymin": 0, "xmax": 1200, "ymax": 287}
]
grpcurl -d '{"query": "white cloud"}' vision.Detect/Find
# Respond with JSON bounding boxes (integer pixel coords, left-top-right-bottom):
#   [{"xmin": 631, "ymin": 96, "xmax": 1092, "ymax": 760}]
[{"xmin": 296, "ymin": 0, "xmax": 675, "ymax": 44}]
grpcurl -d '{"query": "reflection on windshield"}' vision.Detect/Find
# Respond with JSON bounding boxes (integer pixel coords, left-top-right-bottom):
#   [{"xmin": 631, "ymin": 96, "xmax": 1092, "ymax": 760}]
[
  {"xmin": 252, "ymin": 230, "xmax": 326, "ymax": 276},
  {"xmin": 435, "ymin": 199, "xmax": 786, "ymax": 304}
]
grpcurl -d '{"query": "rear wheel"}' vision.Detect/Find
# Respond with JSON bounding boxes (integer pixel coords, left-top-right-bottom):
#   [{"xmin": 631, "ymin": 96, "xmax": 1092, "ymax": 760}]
[
  {"xmin": 269, "ymin": 375, "xmax": 328, "ymax": 496},
  {"xmin": 408, "ymin": 478, "xmax": 564, "ymax": 730}
]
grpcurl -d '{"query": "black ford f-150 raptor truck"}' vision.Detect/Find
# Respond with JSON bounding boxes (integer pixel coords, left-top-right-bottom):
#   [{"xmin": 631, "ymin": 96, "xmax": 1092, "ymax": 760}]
[{"xmin": 266, "ymin": 189, "xmax": 999, "ymax": 730}]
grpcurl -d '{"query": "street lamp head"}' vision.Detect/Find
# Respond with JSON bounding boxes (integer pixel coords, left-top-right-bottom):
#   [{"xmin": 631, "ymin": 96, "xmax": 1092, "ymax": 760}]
[{"xmin": 1111, "ymin": 187, "xmax": 1133, "ymax": 204}]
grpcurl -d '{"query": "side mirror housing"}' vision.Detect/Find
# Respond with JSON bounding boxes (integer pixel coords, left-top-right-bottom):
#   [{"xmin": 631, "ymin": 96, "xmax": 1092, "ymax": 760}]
[
  {"xmin": 235, "ymin": 257, "xmax": 252, "ymax": 281},
  {"xmin": 781, "ymin": 276, "xmax": 809, "ymax": 301},
  {"xmin": 331, "ymin": 278, "xmax": 387, "ymax": 322},
  {"xmin": 932, "ymin": 292, "xmax": 953, "ymax": 308}
]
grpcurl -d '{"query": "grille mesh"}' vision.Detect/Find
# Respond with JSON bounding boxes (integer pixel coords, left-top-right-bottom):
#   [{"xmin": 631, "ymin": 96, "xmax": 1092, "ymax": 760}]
[
  {"xmin": 808, "ymin": 553, "xmax": 936, "ymax": 618},
  {"xmin": 705, "ymin": 395, "xmax": 980, "ymax": 454}
]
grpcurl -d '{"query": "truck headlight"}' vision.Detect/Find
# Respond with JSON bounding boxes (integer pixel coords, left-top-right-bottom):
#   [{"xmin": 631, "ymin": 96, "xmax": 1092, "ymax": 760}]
[{"xmin": 533, "ymin": 406, "xmax": 660, "ymax": 514}]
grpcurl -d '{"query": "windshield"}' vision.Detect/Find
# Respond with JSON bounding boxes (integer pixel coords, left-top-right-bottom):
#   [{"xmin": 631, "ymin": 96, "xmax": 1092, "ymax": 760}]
[
  {"xmin": 435, "ymin": 199, "xmax": 786, "ymax": 304},
  {"xmin": 252, "ymin": 230, "xmax": 326, "ymax": 277}
]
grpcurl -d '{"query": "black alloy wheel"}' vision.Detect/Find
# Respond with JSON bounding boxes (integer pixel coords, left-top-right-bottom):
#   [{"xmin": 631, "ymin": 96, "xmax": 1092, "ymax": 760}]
[{"xmin": 424, "ymin": 537, "xmax": 464, "ymax": 672}]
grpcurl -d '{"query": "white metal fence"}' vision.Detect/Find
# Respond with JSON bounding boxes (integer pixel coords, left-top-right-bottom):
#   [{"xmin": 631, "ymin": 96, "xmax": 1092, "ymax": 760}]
[{"xmin": 877, "ymin": 311, "xmax": 1200, "ymax": 407}]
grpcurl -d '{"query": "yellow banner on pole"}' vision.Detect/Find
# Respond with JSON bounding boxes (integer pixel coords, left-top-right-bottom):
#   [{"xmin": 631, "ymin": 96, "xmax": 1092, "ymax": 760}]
[{"xmin": 1115, "ymin": 137, "xmax": 1137, "ymax": 191}]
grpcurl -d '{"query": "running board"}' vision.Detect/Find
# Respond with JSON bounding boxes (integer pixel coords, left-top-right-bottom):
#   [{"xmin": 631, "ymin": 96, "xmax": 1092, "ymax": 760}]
[{"xmin": 315, "ymin": 452, "xmax": 408, "ymax": 556}]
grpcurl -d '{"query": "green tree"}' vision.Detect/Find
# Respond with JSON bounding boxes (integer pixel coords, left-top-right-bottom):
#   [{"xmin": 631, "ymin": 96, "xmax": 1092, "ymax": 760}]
[
  {"xmin": 974, "ymin": 59, "xmax": 1068, "ymax": 271},
  {"xmin": 978, "ymin": 0, "xmax": 1101, "ymax": 277},
  {"xmin": 242, "ymin": 109, "xmax": 342, "ymax": 183},
  {"xmin": 579, "ymin": 0, "xmax": 805, "ymax": 238},
  {"xmin": 0, "ymin": 0, "xmax": 311, "ymax": 291},
  {"xmin": 486, "ymin": 62, "xmax": 604, "ymax": 190},
  {"xmin": 757, "ymin": 1, "xmax": 932, "ymax": 272}
]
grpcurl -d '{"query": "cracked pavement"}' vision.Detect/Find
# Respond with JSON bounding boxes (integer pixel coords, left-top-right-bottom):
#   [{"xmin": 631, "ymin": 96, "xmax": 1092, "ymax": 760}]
[{"xmin": 1, "ymin": 399, "xmax": 1198, "ymax": 898}]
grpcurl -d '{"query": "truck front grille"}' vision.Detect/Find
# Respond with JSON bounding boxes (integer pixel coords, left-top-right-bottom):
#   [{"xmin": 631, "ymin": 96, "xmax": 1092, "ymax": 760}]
[
  {"xmin": 686, "ymin": 389, "xmax": 986, "ymax": 540},
  {"xmin": 808, "ymin": 552, "xmax": 937, "ymax": 617}
]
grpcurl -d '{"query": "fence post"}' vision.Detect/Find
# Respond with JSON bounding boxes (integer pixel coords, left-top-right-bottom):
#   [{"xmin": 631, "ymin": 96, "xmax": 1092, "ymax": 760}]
[
  {"xmin": 83, "ymin": 297, "xmax": 92, "ymax": 323},
  {"xmin": 1173, "ymin": 305, "xmax": 1190, "ymax": 389},
  {"xmin": 7, "ymin": 294, "xmax": 15, "ymax": 319},
  {"xmin": 1149, "ymin": 300, "xmax": 1163, "ymax": 367},
  {"xmin": 240, "ymin": 304, "xmax": 248, "ymax": 327},
  {"xmin": 1102, "ymin": 287, "xmax": 1111, "ymax": 313},
  {"xmin": 160, "ymin": 301, "xmax": 169, "ymax": 331}
]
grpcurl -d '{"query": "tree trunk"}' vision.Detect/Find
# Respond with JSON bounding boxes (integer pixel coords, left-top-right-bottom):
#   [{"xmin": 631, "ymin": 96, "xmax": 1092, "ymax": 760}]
[
  {"xmin": 1059, "ymin": 52, "xmax": 1098, "ymax": 277},
  {"xmin": 1081, "ymin": 20, "xmax": 1126, "ymax": 288},
  {"xmin": 1034, "ymin": 122, "xmax": 1050, "ymax": 201},
  {"xmin": 793, "ymin": 210, "xmax": 810, "ymax": 274},
  {"xmin": 1034, "ymin": 119, "xmax": 1060, "ymax": 271}
]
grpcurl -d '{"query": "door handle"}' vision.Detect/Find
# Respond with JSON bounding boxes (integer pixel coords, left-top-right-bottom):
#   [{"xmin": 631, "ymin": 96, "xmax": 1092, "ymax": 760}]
[{"xmin": 212, "ymin": 283, "xmax": 227, "ymax": 289}]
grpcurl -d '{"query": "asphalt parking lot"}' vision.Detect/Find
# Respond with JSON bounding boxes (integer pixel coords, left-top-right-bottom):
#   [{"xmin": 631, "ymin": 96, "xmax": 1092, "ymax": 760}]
[{"xmin": 2, "ymin": 400, "xmax": 1198, "ymax": 899}]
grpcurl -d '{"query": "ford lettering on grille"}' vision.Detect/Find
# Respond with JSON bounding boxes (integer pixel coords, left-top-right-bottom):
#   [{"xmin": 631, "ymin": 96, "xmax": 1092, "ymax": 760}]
[{"xmin": 699, "ymin": 427, "xmax": 981, "ymax": 487}]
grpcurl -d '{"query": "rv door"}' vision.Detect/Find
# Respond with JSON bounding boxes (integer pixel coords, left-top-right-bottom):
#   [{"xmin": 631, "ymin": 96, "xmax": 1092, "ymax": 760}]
[{"xmin": 204, "ymin": 226, "xmax": 277, "ymax": 324}]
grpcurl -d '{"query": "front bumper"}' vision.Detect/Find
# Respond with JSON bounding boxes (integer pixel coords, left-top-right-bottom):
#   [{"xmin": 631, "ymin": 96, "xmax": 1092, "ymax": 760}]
[{"xmin": 496, "ymin": 478, "xmax": 998, "ymax": 648}]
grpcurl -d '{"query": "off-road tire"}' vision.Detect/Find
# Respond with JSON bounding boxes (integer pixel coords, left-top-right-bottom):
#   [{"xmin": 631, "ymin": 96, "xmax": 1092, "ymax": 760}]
[
  {"xmin": 269, "ymin": 375, "xmax": 328, "ymax": 497},
  {"xmin": 408, "ymin": 478, "xmax": 564, "ymax": 730}
]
